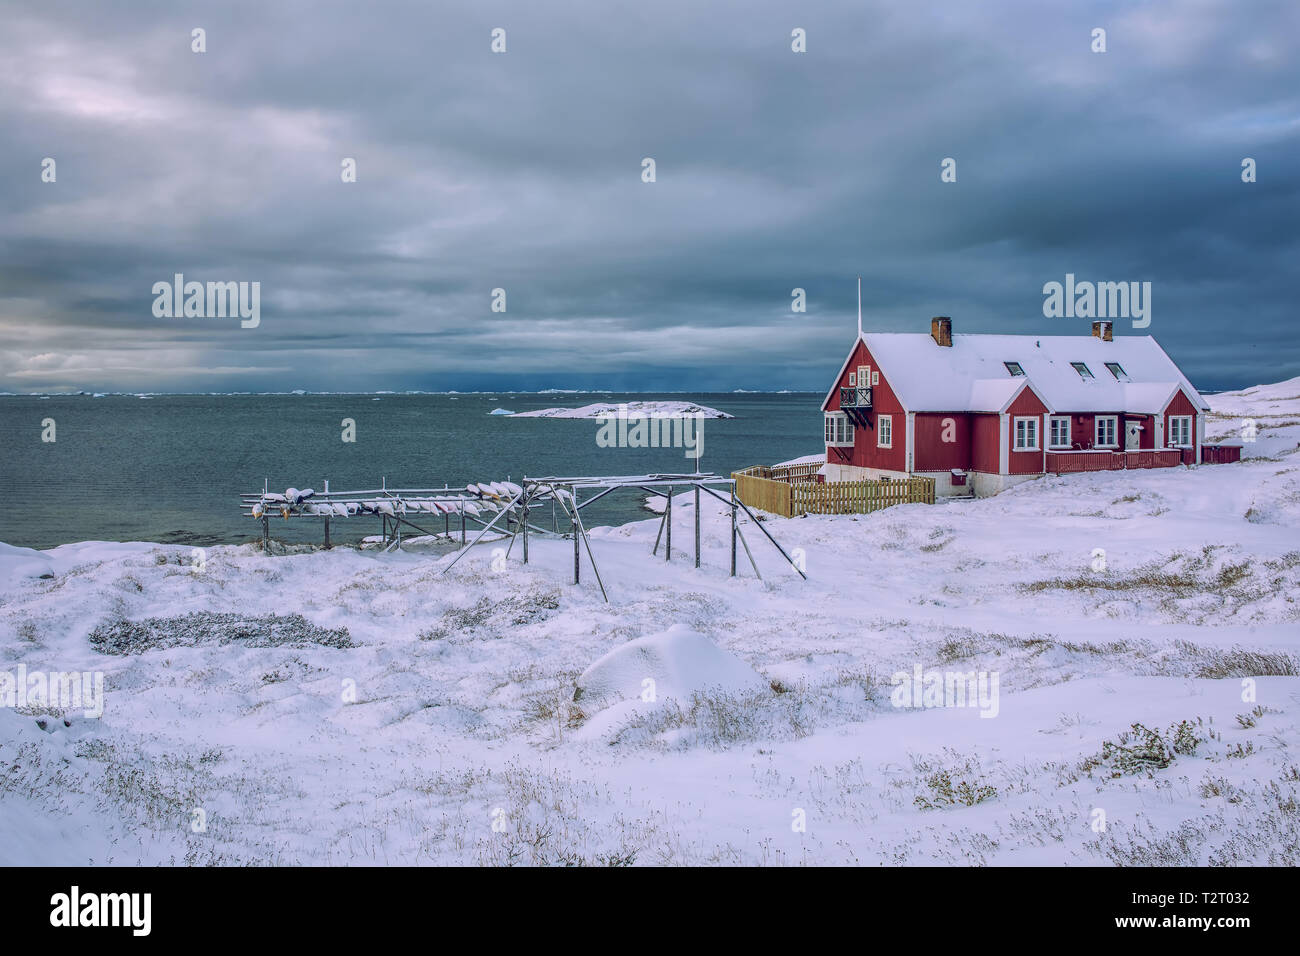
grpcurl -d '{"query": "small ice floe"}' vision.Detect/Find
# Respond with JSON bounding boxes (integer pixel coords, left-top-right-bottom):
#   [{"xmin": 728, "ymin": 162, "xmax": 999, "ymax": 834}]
[
  {"xmin": 488, "ymin": 408, "xmax": 514, "ymax": 416},
  {"xmin": 510, "ymin": 401, "xmax": 733, "ymax": 419}
]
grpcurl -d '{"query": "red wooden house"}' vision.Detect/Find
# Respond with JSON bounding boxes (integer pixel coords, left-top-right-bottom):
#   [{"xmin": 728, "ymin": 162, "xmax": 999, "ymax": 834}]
[{"xmin": 821, "ymin": 317, "xmax": 1209, "ymax": 496}]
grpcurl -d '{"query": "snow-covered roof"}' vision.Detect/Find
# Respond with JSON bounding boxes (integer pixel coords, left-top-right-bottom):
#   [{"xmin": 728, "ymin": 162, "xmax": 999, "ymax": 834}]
[
  {"xmin": 966, "ymin": 378, "xmax": 1029, "ymax": 413},
  {"xmin": 773, "ymin": 452, "xmax": 827, "ymax": 468},
  {"xmin": 823, "ymin": 332, "xmax": 1208, "ymax": 414}
]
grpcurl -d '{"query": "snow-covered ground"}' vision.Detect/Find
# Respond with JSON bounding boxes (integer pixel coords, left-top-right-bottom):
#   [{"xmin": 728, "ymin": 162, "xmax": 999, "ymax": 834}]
[
  {"xmin": 1, "ymin": 380, "xmax": 1297, "ymax": 866},
  {"xmin": 510, "ymin": 400, "xmax": 733, "ymax": 419}
]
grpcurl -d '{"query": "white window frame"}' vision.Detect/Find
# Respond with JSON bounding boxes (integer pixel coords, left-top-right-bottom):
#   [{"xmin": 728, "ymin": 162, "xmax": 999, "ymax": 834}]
[
  {"xmin": 877, "ymin": 414, "xmax": 892, "ymax": 448},
  {"xmin": 825, "ymin": 412, "xmax": 854, "ymax": 448},
  {"xmin": 871, "ymin": 370, "xmax": 879, "ymax": 386},
  {"xmin": 848, "ymin": 372, "xmax": 856, "ymax": 386},
  {"xmin": 1013, "ymin": 416, "xmax": 1039, "ymax": 451},
  {"xmin": 1168, "ymin": 415, "xmax": 1192, "ymax": 448},
  {"xmin": 1095, "ymin": 415, "xmax": 1118, "ymax": 448},
  {"xmin": 1048, "ymin": 416, "xmax": 1071, "ymax": 449}
]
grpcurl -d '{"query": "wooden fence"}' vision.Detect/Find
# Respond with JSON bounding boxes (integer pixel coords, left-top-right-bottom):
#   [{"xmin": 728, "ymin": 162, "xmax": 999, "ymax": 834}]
[
  {"xmin": 737, "ymin": 461, "xmax": 822, "ymax": 483},
  {"xmin": 733, "ymin": 468, "xmax": 797, "ymax": 517},
  {"xmin": 1045, "ymin": 449, "xmax": 1182, "ymax": 474},
  {"xmin": 792, "ymin": 476, "xmax": 935, "ymax": 515},
  {"xmin": 771, "ymin": 461, "xmax": 823, "ymax": 483},
  {"xmin": 733, "ymin": 467, "xmax": 934, "ymax": 517},
  {"xmin": 1202, "ymin": 444, "xmax": 1242, "ymax": 464}
]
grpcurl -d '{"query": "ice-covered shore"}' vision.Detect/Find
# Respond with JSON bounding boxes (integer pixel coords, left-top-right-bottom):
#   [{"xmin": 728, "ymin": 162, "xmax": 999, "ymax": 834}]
[
  {"xmin": 0, "ymin": 379, "xmax": 1297, "ymax": 865},
  {"xmin": 509, "ymin": 400, "xmax": 733, "ymax": 419}
]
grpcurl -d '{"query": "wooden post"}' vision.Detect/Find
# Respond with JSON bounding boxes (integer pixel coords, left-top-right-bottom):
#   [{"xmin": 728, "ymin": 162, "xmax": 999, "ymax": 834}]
[
  {"xmin": 665, "ymin": 486, "xmax": 672, "ymax": 562},
  {"xmin": 694, "ymin": 484, "xmax": 701, "ymax": 569}
]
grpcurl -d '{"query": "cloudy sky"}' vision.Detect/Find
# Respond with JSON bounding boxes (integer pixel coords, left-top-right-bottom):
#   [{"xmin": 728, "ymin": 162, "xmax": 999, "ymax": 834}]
[{"xmin": 1, "ymin": 0, "xmax": 1296, "ymax": 393}]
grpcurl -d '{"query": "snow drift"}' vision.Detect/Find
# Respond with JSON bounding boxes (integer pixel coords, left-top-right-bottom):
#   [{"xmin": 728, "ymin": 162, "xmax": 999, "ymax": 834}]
[{"xmin": 574, "ymin": 625, "xmax": 769, "ymax": 709}]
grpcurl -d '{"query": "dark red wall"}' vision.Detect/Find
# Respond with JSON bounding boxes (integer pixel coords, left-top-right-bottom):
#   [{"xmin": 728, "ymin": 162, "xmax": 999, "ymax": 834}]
[
  {"xmin": 914, "ymin": 413, "xmax": 971, "ymax": 471},
  {"xmin": 1007, "ymin": 388, "xmax": 1048, "ymax": 474},
  {"xmin": 1057, "ymin": 413, "xmax": 1109, "ymax": 450},
  {"xmin": 826, "ymin": 340, "xmax": 907, "ymax": 472},
  {"xmin": 971, "ymin": 414, "xmax": 1000, "ymax": 472},
  {"xmin": 1163, "ymin": 389, "xmax": 1198, "ymax": 449}
]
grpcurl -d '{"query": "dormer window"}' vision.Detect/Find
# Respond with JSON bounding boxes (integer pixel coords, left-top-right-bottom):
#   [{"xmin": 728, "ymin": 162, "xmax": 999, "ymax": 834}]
[
  {"xmin": 1004, "ymin": 361, "xmax": 1025, "ymax": 377},
  {"xmin": 1070, "ymin": 362, "xmax": 1094, "ymax": 380},
  {"xmin": 1105, "ymin": 361, "xmax": 1129, "ymax": 381}
]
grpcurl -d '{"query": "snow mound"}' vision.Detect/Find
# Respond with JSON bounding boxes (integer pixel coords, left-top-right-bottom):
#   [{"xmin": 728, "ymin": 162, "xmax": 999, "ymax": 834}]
[
  {"xmin": 0, "ymin": 542, "xmax": 53, "ymax": 582},
  {"xmin": 574, "ymin": 625, "xmax": 768, "ymax": 709},
  {"xmin": 511, "ymin": 401, "xmax": 733, "ymax": 419}
]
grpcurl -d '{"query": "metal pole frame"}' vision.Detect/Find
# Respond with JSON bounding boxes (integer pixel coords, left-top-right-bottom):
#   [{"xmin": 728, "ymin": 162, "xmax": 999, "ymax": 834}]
[{"xmin": 439, "ymin": 489, "xmax": 527, "ymax": 575}]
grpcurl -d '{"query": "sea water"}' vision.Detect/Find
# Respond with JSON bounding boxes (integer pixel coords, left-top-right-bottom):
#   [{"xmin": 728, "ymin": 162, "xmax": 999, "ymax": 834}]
[{"xmin": 0, "ymin": 393, "xmax": 820, "ymax": 549}]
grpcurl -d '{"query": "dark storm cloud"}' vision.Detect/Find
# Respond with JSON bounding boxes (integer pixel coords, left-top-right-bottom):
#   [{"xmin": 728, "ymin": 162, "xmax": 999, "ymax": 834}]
[{"xmin": 0, "ymin": 0, "xmax": 1297, "ymax": 392}]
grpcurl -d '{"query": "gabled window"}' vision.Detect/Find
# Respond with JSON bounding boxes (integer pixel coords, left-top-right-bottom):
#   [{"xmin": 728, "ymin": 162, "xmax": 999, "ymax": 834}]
[
  {"xmin": 1004, "ymin": 361, "xmax": 1025, "ymax": 377},
  {"xmin": 1104, "ymin": 362, "xmax": 1129, "ymax": 381},
  {"xmin": 1071, "ymin": 362, "xmax": 1094, "ymax": 380}
]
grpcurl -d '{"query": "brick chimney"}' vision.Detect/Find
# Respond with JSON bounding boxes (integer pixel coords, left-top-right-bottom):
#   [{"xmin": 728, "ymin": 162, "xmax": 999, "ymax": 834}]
[
  {"xmin": 1092, "ymin": 320, "xmax": 1113, "ymax": 342},
  {"xmin": 931, "ymin": 316, "xmax": 952, "ymax": 347}
]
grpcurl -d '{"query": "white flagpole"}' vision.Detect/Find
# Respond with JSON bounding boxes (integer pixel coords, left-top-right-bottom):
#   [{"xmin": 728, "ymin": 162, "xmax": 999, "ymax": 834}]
[{"xmin": 857, "ymin": 275, "xmax": 862, "ymax": 338}]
